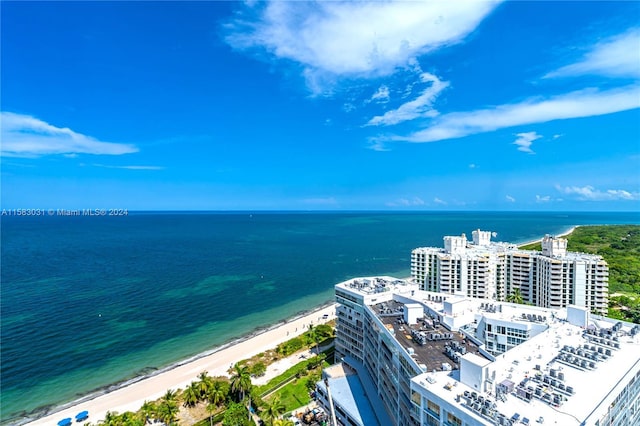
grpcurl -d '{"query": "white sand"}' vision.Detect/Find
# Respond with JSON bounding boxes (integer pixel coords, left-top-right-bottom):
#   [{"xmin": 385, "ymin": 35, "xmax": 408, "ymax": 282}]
[
  {"xmin": 25, "ymin": 304, "xmax": 337, "ymax": 426},
  {"xmin": 517, "ymin": 226, "xmax": 578, "ymax": 248}
]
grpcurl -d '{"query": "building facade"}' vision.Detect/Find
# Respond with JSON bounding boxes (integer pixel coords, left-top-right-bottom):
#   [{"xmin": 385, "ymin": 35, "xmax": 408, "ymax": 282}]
[
  {"xmin": 411, "ymin": 230, "xmax": 609, "ymax": 314},
  {"xmin": 325, "ymin": 277, "xmax": 640, "ymax": 426}
]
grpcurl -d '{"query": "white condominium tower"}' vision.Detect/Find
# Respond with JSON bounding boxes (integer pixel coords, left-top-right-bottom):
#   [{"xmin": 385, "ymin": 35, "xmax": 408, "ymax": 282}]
[
  {"xmin": 411, "ymin": 230, "xmax": 609, "ymax": 314},
  {"xmin": 321, "ymin": 277, "xmax": 640, "ymax": 426}
]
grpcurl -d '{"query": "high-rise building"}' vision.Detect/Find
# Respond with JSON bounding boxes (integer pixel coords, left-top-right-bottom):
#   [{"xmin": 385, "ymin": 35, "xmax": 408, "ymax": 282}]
[
  {"xmin": 322, "ymin": 276, "xmax": 640, "ymax": 426},
  {"xmin": 411, "ymin": 230, "xmax": 609, "ymax": 314}
]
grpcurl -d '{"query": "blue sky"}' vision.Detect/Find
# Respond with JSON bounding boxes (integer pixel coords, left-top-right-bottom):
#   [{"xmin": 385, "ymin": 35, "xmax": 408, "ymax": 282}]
[{"xmin": 1, "ymin": 1, "xmax": 639, "ymax": 211}]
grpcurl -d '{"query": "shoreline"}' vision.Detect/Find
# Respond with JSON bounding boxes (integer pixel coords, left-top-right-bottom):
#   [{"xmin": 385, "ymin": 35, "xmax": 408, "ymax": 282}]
[
  {"xmin": 18, "ymin": 302, "xmax": 338, "ymax": 426},
  {"xmin": 516, "ymin": 225, "xmax": 578, "ymax": 248}
]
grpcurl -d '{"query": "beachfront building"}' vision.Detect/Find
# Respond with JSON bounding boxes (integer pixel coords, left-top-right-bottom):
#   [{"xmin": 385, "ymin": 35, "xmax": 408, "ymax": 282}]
[
  {"xmin": 411, "ymin": 230, "xmax": 609, "ymax": 314},
  {"xmin": 323, "ymin": 276, "xmax": 640, "ymax": 426}
]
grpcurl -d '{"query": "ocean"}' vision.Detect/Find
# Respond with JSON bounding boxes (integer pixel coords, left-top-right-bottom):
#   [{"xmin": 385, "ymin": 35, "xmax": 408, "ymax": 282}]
[{"xmin": 1, "ymin": 211, "xmax": 638, "ymax": 424}]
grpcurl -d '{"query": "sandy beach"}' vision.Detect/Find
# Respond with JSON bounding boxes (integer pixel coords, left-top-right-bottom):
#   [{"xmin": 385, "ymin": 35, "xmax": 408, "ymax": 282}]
[
  {"xmin": 24, "ymin": 304, "xmax": 337, "ymax": 426},
  {"xmin": 516, "ymin": 225, "xmax": 578, "ymax": 248}
]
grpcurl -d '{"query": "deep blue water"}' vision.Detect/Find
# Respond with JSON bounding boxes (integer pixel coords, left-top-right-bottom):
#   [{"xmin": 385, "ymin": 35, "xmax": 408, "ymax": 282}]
[{"xmin": 1, "ymin": 211, "xmax": 638, "ymax": 423}]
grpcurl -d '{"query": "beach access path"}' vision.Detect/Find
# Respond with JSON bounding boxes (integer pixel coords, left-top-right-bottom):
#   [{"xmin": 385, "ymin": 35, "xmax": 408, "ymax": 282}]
[{"xmin": 25, "ymin": 304, "xmax": 337, "ymax": 426}]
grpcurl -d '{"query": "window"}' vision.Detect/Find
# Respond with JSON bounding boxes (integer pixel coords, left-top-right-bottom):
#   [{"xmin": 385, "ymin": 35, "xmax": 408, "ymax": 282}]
[
  {"xmin": 426, "ymin": 400, "xmax": 440, "ymax": 418},
  {"xmin": 411, "ymin": 390, "xmax": 421, "ymax": 405},
  {"xmin": 446, "ymin": 412, "xmax": 462, "ymax": 426}
]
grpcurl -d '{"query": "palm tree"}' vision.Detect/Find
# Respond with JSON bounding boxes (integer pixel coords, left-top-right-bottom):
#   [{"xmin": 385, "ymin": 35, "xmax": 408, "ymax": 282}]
[
  {"xmin": 307, "ymin": 324, "xmax": 319, "ymax": 354},
  {"xmin": 230, "ymin": 364, "xmax": 252, "ymax": 402},
  {"xmin": 120, "ymin": 411, "xmax": 143, "ymax": 426},
  {"xmin": 207, "ymin": 380, "xmax": 227, "ymax": 407},
  {"xmin": 101, "ymin": 411, "xmax": 118, "ymax": 426},
  {"xmin": 183, "ymin": 382, "xmax": 200, "ymax": 407},
  {"xmin": 156, "ymin": 399, "xmax": 179, "ymax": 425},
  {"xmin": 206, "ymin": 402, "xmax": 217, "ymax": 426},
  {"xmin": 261, "ymin": 395, "xmax": 286, "ymax": 426},
  {"xmin": 507, "ymin": 288, "xmax": 524, "ymax": 304},
  {"xmin": 162, "ymin": 388, "xmax": 177, "ymax": 403},
  {"xmin": 197, "ymin": 370, "xmax": 213, "ymax": 398},
  {"xmin": 139, "ymin": 400, "xmax": 156, "ymax": 424},
  {"xmin": 273, "ymin": 420, "xmax": 294, "ymax": 426},
  {"xmin": 230, "ymin": 363, "xmax": 253, "ymax": 422}
]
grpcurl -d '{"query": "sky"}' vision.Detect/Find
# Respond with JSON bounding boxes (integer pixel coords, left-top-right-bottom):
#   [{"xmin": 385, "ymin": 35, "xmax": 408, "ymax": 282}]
[{"xmin": 1, "ymin": 1, "xmax": 639, "ymax": 211}]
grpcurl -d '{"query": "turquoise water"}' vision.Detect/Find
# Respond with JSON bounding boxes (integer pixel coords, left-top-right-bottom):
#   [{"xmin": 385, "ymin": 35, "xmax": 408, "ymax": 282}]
[{"xmin": 1, "ymin": 211, "xmax": 638, "ymax": 424}]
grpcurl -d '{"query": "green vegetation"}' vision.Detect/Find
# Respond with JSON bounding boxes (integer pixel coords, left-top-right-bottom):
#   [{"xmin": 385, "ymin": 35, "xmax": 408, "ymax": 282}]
[
  {"xmin": 566, "ymin": 225, "xmax": 640, "ymax": 294},
  {"xmin": 91, "ymin": 320, "xmax": 335, "ymax": 426},
  {"xmin": 506, "ymin": 288, "xmax": 524, "ymax": 305},
  {"xmin": 521, "ymin": 225, "xmax": 640, "ymax": 323},
  {"xmin": 258, "ymin": 352, "xmax": 331, "ymax": 415}
]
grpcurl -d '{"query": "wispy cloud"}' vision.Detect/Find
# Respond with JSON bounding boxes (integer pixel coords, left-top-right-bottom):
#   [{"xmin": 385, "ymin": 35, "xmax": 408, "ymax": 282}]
[
  {"xmin": 370, "ymin": 85, "xmax": 390, "ymax": 104},
  {"xmin": 386, "ymin": 196, "xmax": 425, "ymax": 207},
  {"xmin": 506, "ymin": 195, "xmax": 515, "ymax": 202},
  {"xmin": 535, "ymin": 195, "xmax": 551, "ymax": 203},
  {"xmin": 433, "ymin": 197, "xmax": 447, "ymax": 205},
  {"xmin": 1, "ymin": 112, "xmax": 137, "ymax": 157},
  {"xmin": 513, "ymin": 131, "xmax": 541, "ymax": 154},
  {"xmin": 225, "ymin": 1, "xmax": 502, "ymax": 93},
  {"xmin": 302, "ymin": 197, "xmax": 338, "ymax": 205},
  {"xmin": 545, "ymin": 28, "xmax": 640, "ymax": 79},
  {"xmin": 91, "ymin": 164, "xmax": 164, "ymax": 171},
  {"xmin": 367, "ymin": 137, "xmax": 391, "ymax": 152},
  {"xmin": 366, "ymin": 73, "xmax": 449, "ymax": 126},
  {"xmin": 391, "ymin": 86, "xmax": 640, "ymax": 143},
  {"xmin": 555, "ymin": 185, "xmax": 640, "ymax": 201}
]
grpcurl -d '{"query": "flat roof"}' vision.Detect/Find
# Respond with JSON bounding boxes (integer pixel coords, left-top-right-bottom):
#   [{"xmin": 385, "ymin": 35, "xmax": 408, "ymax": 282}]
[
  {"xmin": 373, "ymin": 299, "xmax": 489, "ymax": 372},
  {"xmin": 413, "ymin": 316, "xmax": 640, "ymax": 425},
  {"xmin": 317, "ymin": 366, "xmax": 380, "ymax": 426}
]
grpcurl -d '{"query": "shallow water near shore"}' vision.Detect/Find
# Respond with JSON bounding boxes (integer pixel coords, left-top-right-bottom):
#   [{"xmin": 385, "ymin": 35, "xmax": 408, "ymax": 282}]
[{"xmin": 1, "ymin": 211, "xmax": 638, "ymax": 424}]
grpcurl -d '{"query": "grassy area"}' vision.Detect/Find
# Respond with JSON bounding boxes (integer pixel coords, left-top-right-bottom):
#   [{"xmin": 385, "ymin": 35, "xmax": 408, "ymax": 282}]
[
  {"xmin": 263, "ymin": 358, "xmax": 332, "ymax": 413},
  {"xmin": 272, "ymin": 371, "xmax": 316, "ymax": 412}
]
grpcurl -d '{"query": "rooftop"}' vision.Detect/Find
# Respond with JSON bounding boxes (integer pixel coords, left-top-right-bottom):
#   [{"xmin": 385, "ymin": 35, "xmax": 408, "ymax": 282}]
[
  {"xmin": 317, "ymin": 364, "xmax": 380, "ymax": 426},
  {"xmin": 413, "ymin": 312, "xmax": 640, "ymax": 425},
  {"xmin": 372, "ymin": 299, "xmax": 489, "ymax": 373}
]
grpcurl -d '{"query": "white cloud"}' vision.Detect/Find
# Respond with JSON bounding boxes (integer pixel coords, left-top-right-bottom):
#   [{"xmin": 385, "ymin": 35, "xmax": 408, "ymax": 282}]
[
  {"xmin": 555, "ymin": 185, "xmax": 640, "ymax": 201},
  {"xmin": 225, "ymin": 1, "xmax": 501, "ymax": 92},
  {"xmin": 545, "ymin": 28, "xmax": 640, "ymax": 79},
  {"xmin": 393, "ymin": 86, "xmax": 640, "ymax": 143},
  {"xmin": 386, "ymin": 196, "xmax": 425, "ymax": 207},
  {"xmin": 302, "ymin": 197, "xmax": 338, "ymax": 205},
  {"xmin": 513, "ymin": 131, "xmax": 541, "ymax": 154},
  {"xmin": 506, "ymin": 195, "xmax": 515, "ymax": 202},
  {"xmin": 92, "ymin": 164, "xmax": 164, "ymax": 171},
  {"xmin": 370, "ymin": 85, "xmax": 390, "ymax": 103},
  {"xmin": 1, "ymin": 112, "xmax": 137, "ymax": 157},
  {"xmin": 434, "ymin": 197, "xmax": 447, "ymax": 205},
  {"xmin": 366, "ymin": 73, "xmax": 449, "ymax": 126},
  {"xmin": 535, "ymin": 195, "xmax": 551, "ymax": 203},
  {"xmin": 469, "ymin": 163, "xmax": 477, "ymax": 169},
  {"xmin": 553, "ymin": 134, "xmax": 563, "ymax": 139},
  {"xmin": 342, "ymin": 103, "xmax": 356, "ymax": 113},
  {"xmin": 367, "ymin": 138, "xmax": 391, "ymax": 152}
]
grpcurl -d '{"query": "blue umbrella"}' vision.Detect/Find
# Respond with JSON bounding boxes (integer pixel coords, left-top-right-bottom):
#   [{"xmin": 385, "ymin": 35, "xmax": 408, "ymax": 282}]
[
  {"xmin": 58, "ymin": 418, "xmax": 72, "ymax": 426},
  {"xmin": 75, "ymin": 411, "xmax": 89, "ymax": 422}
]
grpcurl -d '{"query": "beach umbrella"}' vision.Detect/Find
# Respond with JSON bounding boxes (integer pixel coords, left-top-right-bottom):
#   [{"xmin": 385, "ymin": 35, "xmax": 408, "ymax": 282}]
[
  {"xmin": 58, "ymin": 418, "xmax": 72, "ymax": 426},
  {"xmin": 75, "ymin": 411, "xmax": 89, "ymax": 422}
]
